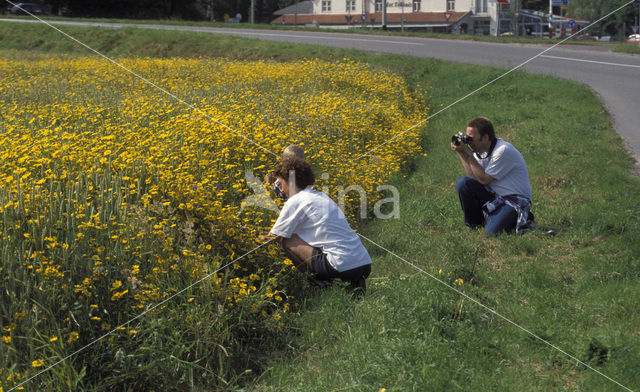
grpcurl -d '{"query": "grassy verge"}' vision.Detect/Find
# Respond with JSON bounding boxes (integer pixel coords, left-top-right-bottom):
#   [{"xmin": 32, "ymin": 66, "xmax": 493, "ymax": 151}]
[
  {"xmin": 1, "ymin": 15, "xmax": 630, "ymax": 49},
  {"xmin": 613, "ymin": 42, "xmax": 640, "ymax": 54},
  {"xmin": 2, "ymin": 22, "xmax": 639, "ymax": 391}
]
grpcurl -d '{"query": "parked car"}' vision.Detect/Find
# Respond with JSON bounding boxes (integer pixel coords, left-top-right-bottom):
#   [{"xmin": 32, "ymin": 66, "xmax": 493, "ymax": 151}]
[
  {"xmin": 626, "ymin": 34, "xmax": 640, "ymax": 43},
  {"xmin": 3, "ymin": 3, "xmax": 45, "ymax": 15}
]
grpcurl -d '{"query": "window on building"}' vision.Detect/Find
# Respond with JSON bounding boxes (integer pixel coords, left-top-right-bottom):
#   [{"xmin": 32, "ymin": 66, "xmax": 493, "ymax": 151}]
[
  {"xmin": 322, "ymin": 0, "xmax": 331, "ymax": 12},
  {"xmin": 475, "ymin": 0, "xmax": 487, "ymax": 13},
  {"xmin": 412, "ymin": 0, "xmax": 421, "ymax": 12},
  {"xmin": 346, "ymin": 0, "xmax": 356, "ymax": 12},
  {"xmin": 447, "ymin": 0, "xmax": 455, "ymax": 11},
  {"xmin": 375, "ymin": 0, "xmax": 383, "ymax": 12}
]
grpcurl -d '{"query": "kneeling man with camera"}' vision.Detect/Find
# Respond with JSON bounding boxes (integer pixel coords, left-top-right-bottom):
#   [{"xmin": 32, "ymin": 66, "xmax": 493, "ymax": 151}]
[{"xmin": 451, "ymin": 117, "xmax": 533, "ymax": 235}]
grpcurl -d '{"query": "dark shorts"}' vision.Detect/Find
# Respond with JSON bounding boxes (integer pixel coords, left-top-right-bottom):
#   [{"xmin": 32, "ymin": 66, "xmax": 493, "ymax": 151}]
[{"xmin": 311, "ymin": 247, "xmax": 371, "ymax": 282}]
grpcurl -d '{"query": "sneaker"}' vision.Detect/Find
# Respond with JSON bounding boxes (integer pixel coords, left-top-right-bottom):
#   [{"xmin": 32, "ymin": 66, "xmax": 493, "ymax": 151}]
[{"xmin": 347, "ymin": 276, "xmax": 366, "ymax": 298}]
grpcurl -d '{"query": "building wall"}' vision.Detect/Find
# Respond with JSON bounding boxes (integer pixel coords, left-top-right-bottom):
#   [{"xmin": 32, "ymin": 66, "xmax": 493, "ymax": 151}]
[
  {"xmin": 310, "ymin": 0, "xmax": 503, "ymax": 36},
  {"xmin": 312, "ymin": 0, "xmax": 478, "ymax": 15}
]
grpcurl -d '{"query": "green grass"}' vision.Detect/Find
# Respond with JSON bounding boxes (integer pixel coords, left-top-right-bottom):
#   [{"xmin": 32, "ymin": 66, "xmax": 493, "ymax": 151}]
[
  {"xmin": 613, "ymin": 42, "xmax": 640, "ymax": 54},
  {"xmin": 1, "ymin": 22, "xmax": 639, "ymax": 391}
]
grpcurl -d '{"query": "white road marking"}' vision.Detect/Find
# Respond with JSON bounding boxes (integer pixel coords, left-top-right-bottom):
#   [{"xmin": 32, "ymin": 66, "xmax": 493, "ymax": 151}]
[{"xmin": 540, "ymin": 54, "xmax": 640, "ymax": 69}]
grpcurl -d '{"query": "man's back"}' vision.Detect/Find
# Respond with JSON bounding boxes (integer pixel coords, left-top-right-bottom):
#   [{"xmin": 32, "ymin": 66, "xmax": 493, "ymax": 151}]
[{"xmin": 476, "ymin": 139, "xmax": 531, "ymax": 199}]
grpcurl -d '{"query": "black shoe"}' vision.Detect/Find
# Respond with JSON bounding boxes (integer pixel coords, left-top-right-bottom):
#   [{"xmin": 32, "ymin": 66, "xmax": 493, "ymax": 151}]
[{"xmin": 347, "ymin": 276, "xmax": 366, "ymax": 298}]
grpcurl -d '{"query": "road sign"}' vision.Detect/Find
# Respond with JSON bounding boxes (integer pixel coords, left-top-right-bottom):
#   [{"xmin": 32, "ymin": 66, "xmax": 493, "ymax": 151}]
[
  {"xmin": 361, "ymin": 13, "xmax": 366, "ymax": 22},
  {"xmin": 568, "ymin": 19, "xmax": 576, "ymax": 29}
]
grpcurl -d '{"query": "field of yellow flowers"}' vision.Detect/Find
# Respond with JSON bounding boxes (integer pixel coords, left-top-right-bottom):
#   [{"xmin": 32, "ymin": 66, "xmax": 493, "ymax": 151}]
[{"xmin": 0, "ymin": 50, "xmax": 426, "ymax": 390}]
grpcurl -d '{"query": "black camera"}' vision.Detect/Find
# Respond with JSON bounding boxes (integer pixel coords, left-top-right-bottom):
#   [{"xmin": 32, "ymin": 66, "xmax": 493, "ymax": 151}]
[
  {"xmin": 273, "ymin": 179, "xmax": 287, "ymax": 200},
  {"xmin": 451, "ymin": 133, "xmax": 473, "ymax": 146}
]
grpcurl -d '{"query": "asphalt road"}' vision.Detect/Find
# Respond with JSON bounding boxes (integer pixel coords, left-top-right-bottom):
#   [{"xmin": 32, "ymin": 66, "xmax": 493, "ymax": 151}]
[{"xmin": 3, "ymin": 19, "xmax": 640, "ymax": 164}]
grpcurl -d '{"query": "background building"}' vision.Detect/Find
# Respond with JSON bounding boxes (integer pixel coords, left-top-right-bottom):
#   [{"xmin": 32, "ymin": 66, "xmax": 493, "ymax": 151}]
[
  {"xmin": 272, "ymin": 0, "xmax": 590, "ymax": 38},
  {"xmin": 271, "ymin": 0, "xmax": 511, "ymax": 35}
]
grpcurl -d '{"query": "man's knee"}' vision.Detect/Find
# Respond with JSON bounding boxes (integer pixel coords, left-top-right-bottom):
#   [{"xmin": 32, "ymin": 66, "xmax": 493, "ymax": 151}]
[
  {"xmin": 281, "ymin": 237, "xmax": 301, "ymax": 258},
  {"xmin": 456, "ymin": 176, "xmax": 475, "ymax": 195},
  {"xmin": 484, "ymin": 206, "xmax": 517, "ymax": 236},
  {"xmin": 281, "ymin": 236, "xmax": 293, "ymax": 251},
  {"xmin": 484, "ymin": 224, "xmax": 502, "ymax": 236}
]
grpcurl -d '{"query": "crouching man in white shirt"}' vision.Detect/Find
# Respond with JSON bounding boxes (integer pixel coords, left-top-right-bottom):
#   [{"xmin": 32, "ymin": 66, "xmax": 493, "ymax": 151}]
[{"xmin": 263, "ymin": 158, "xmax": 372, "ymax": 293}]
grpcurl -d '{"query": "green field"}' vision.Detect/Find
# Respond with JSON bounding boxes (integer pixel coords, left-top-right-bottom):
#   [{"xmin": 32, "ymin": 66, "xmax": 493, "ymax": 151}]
[{"xmin": 1, "ymin": 21, "xmax": 639, "ymax": 391}]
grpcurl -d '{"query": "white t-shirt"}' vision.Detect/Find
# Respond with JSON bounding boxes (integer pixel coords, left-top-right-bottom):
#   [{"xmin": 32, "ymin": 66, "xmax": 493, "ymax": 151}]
[
  {"xmin": 475, "ymin": 139, "xmax": 532, "ymax": 199},
  {"xmin": 269, "ymin": 188, "xmax": 372, "ymax": 272}
]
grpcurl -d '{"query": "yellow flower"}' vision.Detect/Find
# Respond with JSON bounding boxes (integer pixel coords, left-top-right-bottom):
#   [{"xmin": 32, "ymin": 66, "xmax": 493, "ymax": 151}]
[
  {"xmin": 110, "ymin": 280, "xmax": 123, "ymax": 291},
  {"xmin": 111, "ymin": 290, "xmax": 129, "ymax": 301},
  {"xmin": 67, "ymin": 331, "xmax": 79, "ymax": 344},
  {"xmin": 32, "ymin": 359, "xmax": 45, "ymax": 368},
  {"xmin": 455, "ymin": 278, "xmax": 464, "ymax": 287},
  {"xmin": 1, "ymin": 335, "xmax": 10, "ymax": 344},
  {"xmin": 49, "ymin": 336, "xmax": 58, "ymax": 342}
]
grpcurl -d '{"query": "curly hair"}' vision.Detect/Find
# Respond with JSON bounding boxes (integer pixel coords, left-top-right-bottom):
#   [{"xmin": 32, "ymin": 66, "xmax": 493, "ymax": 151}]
[{"xmin": 271, "ymin": 158, "xmax": 315, "ymax": 189}]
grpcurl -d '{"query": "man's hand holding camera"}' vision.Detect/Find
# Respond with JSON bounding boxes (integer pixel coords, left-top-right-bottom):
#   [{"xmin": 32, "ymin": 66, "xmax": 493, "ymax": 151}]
[
  {"xmin": 451, "ymin": 132, "xmax": 473, "ymax": 154},
  {"xmin": 451, "ymin": 127, "xmax": 494, "ymax": 185}
]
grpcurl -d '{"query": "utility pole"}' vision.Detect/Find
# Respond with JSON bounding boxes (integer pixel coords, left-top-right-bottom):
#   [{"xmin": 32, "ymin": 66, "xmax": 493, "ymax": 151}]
[
  {"xmin": 250, "ymin": 0, "xmax": 255, "ymax": 24},
  {"xmin": 548, "ymin": 0, "xmax": 553, "ymax": 39},
  {"xmin": 514, "ymin": 0, "xmax": 520, "ymax": 36},
  {"xmin": 401, "ymin": 1, "xmax": 405, "ymax": 32},
  {"xmin": 382, "ymin": 0, "xmax": 387, "ymax": 30}
]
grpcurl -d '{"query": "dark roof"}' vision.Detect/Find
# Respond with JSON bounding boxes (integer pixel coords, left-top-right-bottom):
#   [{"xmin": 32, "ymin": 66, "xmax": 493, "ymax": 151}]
[
  {"xmin": 273, "ymin": 1, "xmax": 314, "ymax": 16},
  {"xmin": 271, "ymin": 11, "xmax": 470, "ymax": 25}
]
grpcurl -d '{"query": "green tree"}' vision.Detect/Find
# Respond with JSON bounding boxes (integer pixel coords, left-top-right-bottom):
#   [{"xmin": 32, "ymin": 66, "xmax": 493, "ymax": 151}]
[{"xmin": 568, "ymin": 0, "xmax": 639, "ymax": 38}]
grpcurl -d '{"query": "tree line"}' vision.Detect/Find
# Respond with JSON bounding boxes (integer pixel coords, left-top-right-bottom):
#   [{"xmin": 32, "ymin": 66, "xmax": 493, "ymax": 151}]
[
  {"xmin": 568, "ymin": 0, "xmax": 639, "ymax": 37},
  {"xmin": 1, "ymin": 0, "xmax": 299, "ymax": 23}
]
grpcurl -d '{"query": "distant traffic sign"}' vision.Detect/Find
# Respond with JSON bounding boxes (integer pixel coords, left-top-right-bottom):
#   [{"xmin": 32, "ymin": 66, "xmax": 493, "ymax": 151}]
[
  {"xmin": 568, "ymin": 19, "xmax": 576, "ymax": 29},
  {"xmin": 361, "ymin": 13, "xmax": 366, "ymax": 22}
]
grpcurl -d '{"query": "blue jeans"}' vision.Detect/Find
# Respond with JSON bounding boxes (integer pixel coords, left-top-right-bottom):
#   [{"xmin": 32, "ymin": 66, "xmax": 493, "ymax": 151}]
[{"xmin": 456, "ymin": 176, "xmax": 517, "ymax": 236}]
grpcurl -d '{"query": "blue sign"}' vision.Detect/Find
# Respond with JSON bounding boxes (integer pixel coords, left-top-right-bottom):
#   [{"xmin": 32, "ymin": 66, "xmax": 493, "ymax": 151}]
[
  {"xmin": 361, "ymin": 13, "xmax": 366, "ymax": 22},
  {"xmin": 552, "ymin": 0, "xmax": 569, "ymax": 6},
  {"xmin": 568, "ymin": 19, "xmax": 576, "ymax": 29}
]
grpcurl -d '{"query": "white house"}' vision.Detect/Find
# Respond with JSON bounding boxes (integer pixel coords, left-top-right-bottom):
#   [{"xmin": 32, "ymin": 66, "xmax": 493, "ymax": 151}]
[{"xmin": 272, "ymin": 0, "xmax": 512, "ymax": 36}]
